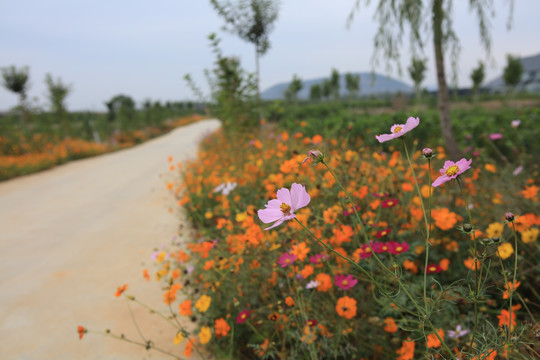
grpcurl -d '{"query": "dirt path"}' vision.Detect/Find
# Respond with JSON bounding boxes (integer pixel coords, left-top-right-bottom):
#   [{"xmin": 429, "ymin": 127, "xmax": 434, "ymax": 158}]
[{"xmin": 0, "ymin": 119, "xmax": 220, "ymax": 359}]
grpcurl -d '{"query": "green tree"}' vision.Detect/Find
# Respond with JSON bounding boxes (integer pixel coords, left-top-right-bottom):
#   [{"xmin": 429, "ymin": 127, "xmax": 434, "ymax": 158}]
[
  {"xmin": 105, "ymin": 94, "xmax": 136, "ymax": 131},
  {"xmin": 330, "ymin": 68, "xmax": 340, "ymax": 100},
  {"xmin": 321, "ymin": 80, "xmax": 332, "ymax": 100},
  {"xmin": 209, "ymin": 0, "xmax": 279, "ymax": 121},
  {"xmin": 45, "ymin": 73, "xmax": 71, "ymax": 114},
  {"xmin": 407, "ymin": 57, "xmax": 427, "ymax": 104},
  {"xmin": 345, "ymin": 73, "xmax": 360, "ymax": 99},
  {"xmin": 45, "ymin": 73, "xmax": 72, "ymax": 137},
  {"xmin": 284, "ymin": 74, "xmax": 302, "ymax": 103},
  {"xmin": 348, "ymin": 0, "xmax": 515, "ymax": 160},
  {"xmin": 503, "ymin": 54, "xmax": 523, "ymax": 95},
  {"xmin": 470, "ymin": 61, "xmax": 485, "ymax": 103},
  {"xmin": 309, "ymin": 84, "xmax": 322, "ymax": 102},
  {"xmin": 1, "ymin": 65, "xmax": 30, "ymax": 106}
]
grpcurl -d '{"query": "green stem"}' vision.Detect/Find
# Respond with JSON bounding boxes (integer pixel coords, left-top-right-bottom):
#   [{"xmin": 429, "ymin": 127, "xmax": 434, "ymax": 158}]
[
  {"xmin": 508, "ymin": 222, "xmax": 519, "ymax": 357},
  {"xmin": 456, "ymin": 178, "xmax": 480, "ymax": 352}
]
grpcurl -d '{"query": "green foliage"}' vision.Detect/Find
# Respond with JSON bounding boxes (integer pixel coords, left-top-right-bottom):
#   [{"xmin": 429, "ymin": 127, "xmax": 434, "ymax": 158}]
[
  {"xmin": 503, "ymin": 54, "xmax": 524, "ymax": 93},
  {"xmin": 470, "ymin": 61, "xmax": 485, "ymax": 102},
  {"xmin": 408, "ymin": 57, "xmax": 427, "ymax": 103},
  {"xmin": 330, "ymin": 68, "xmax": 340, "ymax": 100},
  {"xmin": 345, "ymin": 73, "xmax": 360, "ymax": 99},
  {"xmin": 285, "ymin": 74, "xmax": 303, "ymax": 103},
  {"xmin": 309, "ymin": 84, "xmax": 322, "ymax": 102},
  {"xmin": 1, "ymin": 65, "xmax": 30, "ymax": 103}
]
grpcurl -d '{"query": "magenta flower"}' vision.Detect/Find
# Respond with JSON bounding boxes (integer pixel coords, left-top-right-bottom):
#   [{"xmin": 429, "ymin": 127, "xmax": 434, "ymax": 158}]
[
  {"xmin": 375, "ymin": 117, "xmax": 420, "ymax": 143},
  {"xmin": 375, "ymin": 228, "xmax": 391, "ymax": 239},
  {"xmin": 309, "ymin": 253, "xmax": 328, "ymax": 265},
  {"xmin": 236, "ymin": 309, "xmax": 251, "ymax": 324},
  {"xmin": 277, "ymin": 252, "xmax": 297, "ymax": 267},
  {"xmin": 489, "ymin": 133, "xmax": 503, "ymax": 140},
  {"xmin": 381, "ymin": 198, "xmax": 398, "ymax": 208},
  {"xmin": 334, "ymin": 274, "xmax": 358, "ymax": 290},
  {"xmin": 388, "ymin": 241, "xmax": 410, "ymax": 255},
  {"xmin": 258, "ymin": 183, "xmax": 311, "ymax": 230},
  {"xmin": 432, "ymin": 158, "xmax": 472, "ymax": 187}
]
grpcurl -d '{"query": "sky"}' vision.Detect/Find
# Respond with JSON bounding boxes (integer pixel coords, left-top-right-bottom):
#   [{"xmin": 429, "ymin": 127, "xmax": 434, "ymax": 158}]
[{"xmin": 1, "ymin": 0, "xmax": 539, "ymax": 111}]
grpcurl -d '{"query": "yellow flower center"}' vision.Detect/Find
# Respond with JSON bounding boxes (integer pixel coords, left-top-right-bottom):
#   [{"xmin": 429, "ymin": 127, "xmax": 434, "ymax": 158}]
[
  {"xmin": 280, "ymin": 203, "xmax": 291, "ymax": 214},
  {"xmin": 445, "ymin": 165, "xmax": 459, "ymax": 176},
  {"xmin": 342, "ymin": 280, "xmax": 348, "ymax": 286},
  {"xmin": 392, "ymin": 126, "xmax": 403, "ymax": 133},
  {"xmin": 396, "ymin": 246, "xmax": 403, "ymax": 252}
]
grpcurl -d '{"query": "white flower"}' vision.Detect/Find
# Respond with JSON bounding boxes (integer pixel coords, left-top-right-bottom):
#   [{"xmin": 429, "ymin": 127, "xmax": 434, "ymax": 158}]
[
  {"xmin": 511, "ymin": 119, "xmax": 521, "ymax": 128},
  {"xmin": 513, "ymin": 166, "xmax": 523, "ymax": 176},
  {"xmin": 305, "ymin": 280, "xmax": 319, "ymax": 289},
  {"xmin": 447, "ymin": 325, "xmax": 469, "ymax": 339},
  {"xmin": 213, "ymin": 182, "xmax": 237, "ymax": 196}
]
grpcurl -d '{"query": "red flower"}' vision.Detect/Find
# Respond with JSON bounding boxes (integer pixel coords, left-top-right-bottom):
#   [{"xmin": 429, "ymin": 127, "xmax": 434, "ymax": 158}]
[
  {"xmin": 382, "ymin": 198, "xmax": 399, "ymax": 208},
  {"xmin": 306, "ymin": 319, "xmax": 318, "ymax": 327},
  {"xmin": 236, "ymin": 309, "xmax": 251, "ymax": 324},
  {"xmin": 77, "ymin": 326, "xmax": 86, "ymax": 340},
  {"xmin": 425, "ymin": 264, "xmax": 442, "ymax": 274},
  {"xmin": 375, "ymin": 228, "xmax": 391, "ymax": 238},
  {"xmin": 388, "ymin": 241, "xmax": 410, "ymax": 255}
]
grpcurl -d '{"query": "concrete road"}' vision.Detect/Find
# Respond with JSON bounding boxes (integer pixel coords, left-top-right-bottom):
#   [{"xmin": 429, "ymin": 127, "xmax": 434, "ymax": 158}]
[{"xmin": 0, "ymin": 119, "xmax": 220, "ymax": 359}]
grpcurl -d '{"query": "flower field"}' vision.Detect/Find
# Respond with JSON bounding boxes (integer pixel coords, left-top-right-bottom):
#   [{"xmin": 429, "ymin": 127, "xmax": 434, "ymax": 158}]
[
  {"xmin": 86, "ymin": 113, "xmax": 539, "ymax": 359},
  {"xmin": 0, "ymin": 115, "xmax": 204, "ymax": 181}
]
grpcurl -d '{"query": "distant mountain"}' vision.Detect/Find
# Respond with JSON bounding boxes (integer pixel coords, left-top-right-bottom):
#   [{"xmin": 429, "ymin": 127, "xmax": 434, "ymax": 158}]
[{"xmin": 261, "ymin": 72, "xmax": 413, "ymax": 100}]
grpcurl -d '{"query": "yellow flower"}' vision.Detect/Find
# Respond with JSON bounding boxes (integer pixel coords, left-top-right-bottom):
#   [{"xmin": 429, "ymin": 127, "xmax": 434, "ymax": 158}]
[
  {"xmin": 497, "ymin": 243, "xmax": 514, "ymax": 260},
  {"xmin": 199, "ymin": 326, "xmax": 212, "ymax": 344},
  {"xmin": 174, "ymin": 332, "xmax": 184, "ymax": 345},
  {"xmin": 195, "ymin": 295, "xmax": 212, "ymax": 313},
  {"xmin": 486, "ymin": 222, "xmax": 504, "ymax": 238},
  {"xmin": 521, "ymin": 228, "xmax": 539, "ymax": 244}
]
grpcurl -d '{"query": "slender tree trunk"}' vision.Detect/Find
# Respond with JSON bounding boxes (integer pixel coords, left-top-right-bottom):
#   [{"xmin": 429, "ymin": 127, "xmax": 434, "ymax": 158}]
[
  {"xmin": 432, "ymin": 0, "xmax": 462, "ymax": 160},
  {"xmin": 255, "ymin": 45, "xmax": 263, "ymax": 122}
]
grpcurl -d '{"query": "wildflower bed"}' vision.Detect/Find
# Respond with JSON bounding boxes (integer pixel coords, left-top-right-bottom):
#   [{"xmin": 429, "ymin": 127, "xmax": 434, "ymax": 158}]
[
  {"xmin": 0, "ymin": 114, "xmax": 204, "ymax": 181},
  {"xmin": 88, "ymin": 116, "xmax": 539, "ymax": 359}
]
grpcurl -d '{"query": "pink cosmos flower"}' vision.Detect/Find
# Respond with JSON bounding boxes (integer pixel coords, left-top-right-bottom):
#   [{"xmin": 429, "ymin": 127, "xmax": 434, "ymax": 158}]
[
  {"xmin": 335, "ymin": 274, "xmax": 358, "ymax": 290},
  {"xmin": 277, "ymin": 252, "xmax": 297, "ymax": 267},
  {"xmin": 489, "ymin": 133, "xmax": 503, "ymax": 140},
  {"xmin": 375, "ymin": 117, "xmax": 420, "ymax": 143},
  {"xmin": 511, "ymin": 120, "xmax": 521, "ymax": 128},
  {"xmin": 258, "ymin": 183, "xmax": 311, "ymax": 230},
  {"xmin": 432, "ymin": 158, "xmax": 472, "ymax": 187}
]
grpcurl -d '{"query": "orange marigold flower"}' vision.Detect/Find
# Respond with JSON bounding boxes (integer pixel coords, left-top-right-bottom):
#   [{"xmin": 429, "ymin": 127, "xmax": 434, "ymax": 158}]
[
  {"xmin": 521, "ymin": 227, "xmax": 539, "ymax": 244},
  {"xmin": 291, "ymin": 242, "xmax": 310, "ymax": 262},
  {"xmin": 335, "ymin": 296, "xmax": 357, "ymax": 319},
  {"xmin": 521, "ymin": 185, "xmax": 538, "ymax": 199},
  {"xmin": 285, "ymin": 296, "xmax": 295, "ymax": 306},
  {"xmin": 432, "ymin": 208, "xmax": 461, "ymax": 231},
  {"xmin": 402, "ymin": 259, "xmax": 418, "ymax": 274},
  {"xmin": 254, "ymin": 338, "xmax": 269, "ymax": 357},
  {"xmin": 203, "ymin": 260, "xmax": 215, "ymax": 270},
  {"xmin": 396, "ymin": 338, "xmax": 415, "ymax": 360},
  {"xmin": 198, "ymin": 326, "xmax": 211, "ymax": 345},
  {"xmin": 77, "ymin": 325, "xmax": 86, "ymax": 339},
  {"xmin": 439, "ymin": 258, "xmax": 450, "ymax": 271},
  {"xmin": 195, "ymin": 294, "xmax": 212, "ymax": 313},
  {"xmin": 142, "ymin": 269, "xmax": 150, "ymax": 281},
  {"xmin": 426, "ymin": 329, "xmax": 444, "ymax": 348},
  {"xmin": 315, "ymin": 273, "xmax": 333, "ymax": 292},
  {"xmin": 383, "ymin": 317, "xmax": 398, "ymax": 333},
  {"xmin": 471, "ymin": 350, "xmax": 497, "ymax": 360},
  {"xmin": 214, "ymin": 318, "xmax": 231, "ymax": 338},
  {"xmin": 179, "ymin": 299, "xmax": 193, "ymax": 316},
  {"xmin": 464, "ymin": 257, "xmax": 481, "ymax": 271},
  {"xmin": 300, "ymin": 265, "xmax": 314, "ymax": 279},
  {"xmin": 184, "ymin": 338, "xmax": 194, "ymax": 358},
  {"xmin": 401, "ymin": 182, "xmax": 414, "ymax": 192},
  {"xmin": 497, "ymin": 304, "xmax": 521, "ymax": 331},
  {"xmin": 115, "ymin": 284, "xmax": 128, "ymax": 297},
  {"xmin": 503, "ymin": 280, "xmax": 521, "ymax": 299}
]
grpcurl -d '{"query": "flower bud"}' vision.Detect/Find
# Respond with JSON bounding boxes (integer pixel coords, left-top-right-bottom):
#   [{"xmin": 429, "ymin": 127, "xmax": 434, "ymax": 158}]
[
  {"xmin": 505, "ymin": 212, "xmax": 515, "ymax": 222},
  {"xmin": 302, "ymin": 149, "xmax": 324, "ymax": 164},
  {"xmin": 422, "ymin": 148, "xmax": 433, "ymax": 158},
  {"xmin": 463, "ymin": 223, "xmax": 473, "ymax": 233},
  {"xmin": 491, "ymin": 236, "xmax": 501, "ymax": 244}
]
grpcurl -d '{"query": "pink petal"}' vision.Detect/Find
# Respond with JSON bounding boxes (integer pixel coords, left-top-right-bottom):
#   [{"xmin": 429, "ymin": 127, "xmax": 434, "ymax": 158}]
[
  {"xmin": 290, "ymin": 183, "xmax": 310, "ymax": 211},
  {"xmin": 404, "ymin": 117, "xmax": 420, "ymax": 131},
  {"xmin": 375, "ymin": 133, "xmax": 398, "ymax": 143},
  {"xmin": 276, "ymin": 187, "xmax": 291, "ymax": 205},
  {"xmin": 432, "ymin": 175, "xmax": 449, "ymax": 187},
  {"xmin": 258, "ymin": 205, "xmax": 284, "ymax": 223}
]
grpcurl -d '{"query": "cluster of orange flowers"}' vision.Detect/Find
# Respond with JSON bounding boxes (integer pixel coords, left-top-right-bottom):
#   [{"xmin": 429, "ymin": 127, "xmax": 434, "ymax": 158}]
[{"xmin": 139, "ymin": 123, "xmax": 538, "ymax": 358}]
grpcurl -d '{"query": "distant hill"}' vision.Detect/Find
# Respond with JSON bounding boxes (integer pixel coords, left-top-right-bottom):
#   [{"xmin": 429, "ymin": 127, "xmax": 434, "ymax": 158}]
[{"xmin": 261, "ymin": 72, "xmax": 413, "ymax": 100}]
